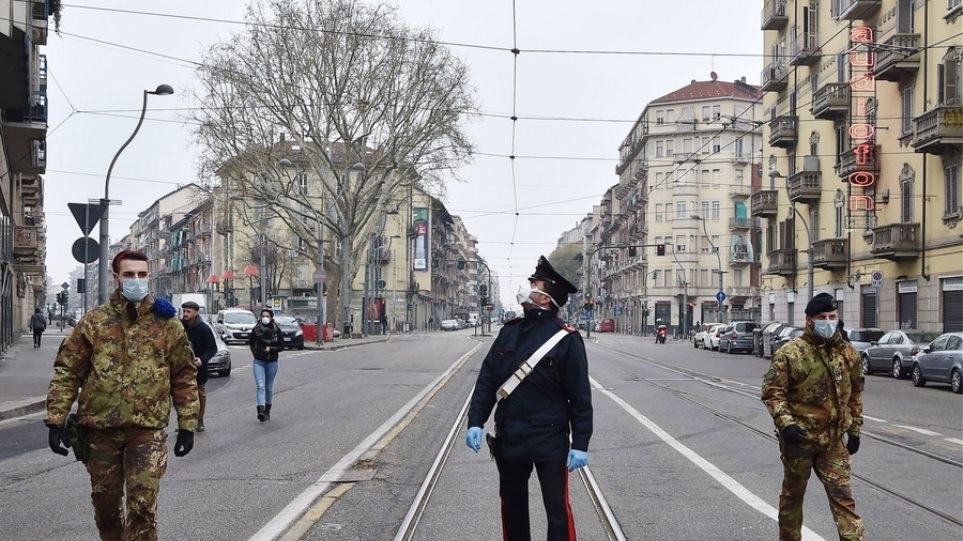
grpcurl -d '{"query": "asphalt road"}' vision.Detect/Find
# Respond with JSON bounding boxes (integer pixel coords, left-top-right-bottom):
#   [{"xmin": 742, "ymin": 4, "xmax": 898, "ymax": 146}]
[{"xmin": 0, "ymin": 329, "xmax": 960, "ymax": 540}]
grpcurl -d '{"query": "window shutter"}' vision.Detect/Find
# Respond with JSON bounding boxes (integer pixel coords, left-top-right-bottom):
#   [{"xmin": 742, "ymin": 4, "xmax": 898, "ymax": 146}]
[{"xmin": 944, "ymin": 55, "xmax": 959, "ymax": 105}]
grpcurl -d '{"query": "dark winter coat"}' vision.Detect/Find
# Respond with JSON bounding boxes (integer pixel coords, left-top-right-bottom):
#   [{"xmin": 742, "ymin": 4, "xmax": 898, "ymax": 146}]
[
  {"xmin": 183, "ymin": 317, "xmax": 218, "ymax": 385},
  {"xmin": 468, "ymin": 307, "xmax": 593, "ymax": 463},
  {"xmin": 249, "ymin": 321, "xmax": 283, "ymax": 362}
]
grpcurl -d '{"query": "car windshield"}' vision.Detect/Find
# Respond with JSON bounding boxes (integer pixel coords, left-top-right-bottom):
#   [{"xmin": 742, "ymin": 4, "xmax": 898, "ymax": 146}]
[
  {"xmin": 224, "ymin": 312, "xmax": 256, "ymax": 324},
  {"xmin": 906, "ymin": 332, "xmax": 941, "ymax": 344},
  {"xmin": 851, "ymin": 330, "xmax": 884, "ymax": 342},
  {"xmin": 274, "ymin": 316, "xmax": 298, "ymax": 325}
]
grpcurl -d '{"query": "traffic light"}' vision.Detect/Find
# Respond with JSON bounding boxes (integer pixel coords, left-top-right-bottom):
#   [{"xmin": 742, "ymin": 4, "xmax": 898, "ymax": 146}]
[
  {"xmin": 628, "ymin": 246, "xmax": 637, "ymax": 257},
  {"xmin": 656, "ymin": 244, "xmax": 666, "ymax": 256},
  {"xmin": 479, "ymin": 284, "xmax": 487, "ymax": 295}
]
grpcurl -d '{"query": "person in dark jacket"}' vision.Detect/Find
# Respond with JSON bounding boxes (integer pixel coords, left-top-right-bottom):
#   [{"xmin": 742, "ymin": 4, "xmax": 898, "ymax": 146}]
[
  {"xmin": 30, "ymin": 307, "xmax": 47, "ymax": 348},
  {"xmin": 181, "ymin": 301, "xmax": 217, "ymax": 432},
  {"xmin": 465, "ymin": 256, "xmax": 593, "ymax": 541},
  {"xmin": 249, "ymin": 308, "xmax": 283, "ymax": 422}
]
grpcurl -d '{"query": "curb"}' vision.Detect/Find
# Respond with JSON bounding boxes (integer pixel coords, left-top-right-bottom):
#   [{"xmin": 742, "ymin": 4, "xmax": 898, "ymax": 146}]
[
  {"xmin": 302, "ymin": 336, "xmax": 390, "ymax": 352},
  {"xmin": 0, "ymin": 397, "xmax": 45, "ymax": 421}
]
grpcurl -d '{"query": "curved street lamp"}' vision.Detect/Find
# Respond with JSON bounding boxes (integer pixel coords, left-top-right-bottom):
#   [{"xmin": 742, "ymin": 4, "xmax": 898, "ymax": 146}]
[
  {"xmin": 692, "ymin": 214, "xmax": 726, "ymax": 322},
  {"xmin": 97, "ymin": 84, "xmax": 174, "ymax": 303}
]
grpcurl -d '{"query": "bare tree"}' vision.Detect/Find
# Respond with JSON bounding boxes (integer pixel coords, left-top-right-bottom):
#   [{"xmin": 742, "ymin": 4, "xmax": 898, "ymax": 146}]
[{"xmin": 194, "ymin": 0, "xmax": 475, "ymax": 326}]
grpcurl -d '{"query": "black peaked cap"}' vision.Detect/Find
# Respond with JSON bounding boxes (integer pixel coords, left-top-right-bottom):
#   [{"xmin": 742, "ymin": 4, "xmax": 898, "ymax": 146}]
[{"xmin": 529, "ymin": 255, "xmax": 577, "ymax": 294}]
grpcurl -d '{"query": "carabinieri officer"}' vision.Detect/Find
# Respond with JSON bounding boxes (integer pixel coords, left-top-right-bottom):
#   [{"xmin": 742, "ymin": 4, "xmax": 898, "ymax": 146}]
[{"xmin": 466, "ymin": 255, "xmax": 593, "ymax": 541}]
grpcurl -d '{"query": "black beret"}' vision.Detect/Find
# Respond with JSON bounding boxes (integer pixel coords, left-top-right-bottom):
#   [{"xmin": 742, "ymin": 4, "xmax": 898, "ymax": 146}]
[
  {"xmin": 181, "ymin": 301, "xmax": 201, "ymax": 311},
  {"xmin": 529, "ymin": 255, "xmax": 577, "ymax": 307},
  {"xmin": 805, "ymin": 292, "xmax": 837, "ymax": 317}
]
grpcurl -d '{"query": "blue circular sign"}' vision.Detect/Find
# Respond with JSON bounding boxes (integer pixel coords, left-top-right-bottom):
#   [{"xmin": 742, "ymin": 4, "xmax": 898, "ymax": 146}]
[{"xmin": 716, "ymin": 291, "xmax": 727, "ymax": 303}]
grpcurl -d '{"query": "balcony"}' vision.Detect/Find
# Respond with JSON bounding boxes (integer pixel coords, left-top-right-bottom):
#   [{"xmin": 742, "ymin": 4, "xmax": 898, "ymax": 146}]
[
  {"xmin": 871, "ymin": 223, "xmax": 920, "ymax": 260},
  {"xmin": 768, "ymin": 115, "xmax": 797, "ymax": 148},
  {"xmin": 31, "ymin": 0, "xmax": 50, "ymax": 45},
  {"xmin": 37, "ymin": 54, "xmax": 47, "ymax": 89},
  {"xmin": 733, "ymin": 151, "xmax": 751, "ymax": 165},
  {"xmin": 837, "ymin": 144, "xmax": 879, "ymax": 180},
  {"xmin": 787, "ymin": 170, "xmax": 821, "ymax": 204},
  {"xmin": 13, "ymin": 226, "xmax": 39, "ymax": 255},
  {"xmin": 811, "ymin": 238, "xmax": 849, "ymax": 269},
  {"xmin": 727, "ymin": 286, "xmax": 754, "ymax": 298},
  {"xmin": 767, "ymin": 248, "xmax": 797, "ymax": 277},
  {"xmin": 730, "ymin": 185, "xmax": 752, "ymax": 199},
  {"xmin": 730, "ymin": 245, "xmax": 753, "ymax": 265},
  {"xmin": 673, "ymin": 181, "xmax": 699, "ymax": 198},
  {"xmin": 751, "ymin": 190, "xmax": 779, "ymax": 217},
  {"xmin": 811, "ymin": 83, "xmax": 850, "ymax": 120},
  {"xmin": 729, "ymin": 217, "xmax": 753, "ymax": 230},
  {"xmin": 761, "ymin": 61, "xmax": 789, "ymax": 92},
  {"xmin": 761, "ymin": 0, "xmax": 788, "ymax": 30},
  {"xmin": 874, "ymin": 34, "xmax": 921, "ymax": 81},
  {"xmin": 790, "ymin": 31, "xmax": 820, "ymax": 66},
  {"xmin": 833, "ymin": 0, "xmax": 881, "ymax": 20},
  {"xmin": 911, "ymin": 106, "xmax": 963, "ymax": 155}
]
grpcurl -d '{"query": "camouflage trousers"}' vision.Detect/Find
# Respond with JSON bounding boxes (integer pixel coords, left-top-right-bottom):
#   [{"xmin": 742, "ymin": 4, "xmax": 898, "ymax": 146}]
[
  {"xmin": 84, "ymin": 428, "xmax": 168, "ymax": 541},
  {"xmin": 778, "ymin": 438, "xmax": 863, "ymax": 541}
]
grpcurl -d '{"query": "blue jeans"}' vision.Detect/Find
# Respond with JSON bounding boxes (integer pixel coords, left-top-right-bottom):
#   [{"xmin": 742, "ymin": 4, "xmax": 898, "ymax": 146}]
[{"xmin": 252, "ymin": 359, "xmax": 278, "ymax": 406}]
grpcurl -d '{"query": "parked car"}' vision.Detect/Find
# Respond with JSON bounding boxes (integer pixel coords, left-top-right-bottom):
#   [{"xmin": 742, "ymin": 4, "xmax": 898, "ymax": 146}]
[
  {"xmin": 911, "ymin": 332, "xmax": 963, "ymax": 393},
  {"xmin": 703, "ymin": 323, "xmax": 727, "ymax": 350},
  {"xmin": 771, "ymin": 327, "xmax": 803, "ymax": 357},
  {"xmin": 758, "ymin": 322, "xmax": 785, "ymax": 358},
  {"xmin": 862, "ymin": 329, "xmax": 941, "ymax": 378},
  {"xmin": 844, "ymin": 328, "xmax": 885, "ymax": 354},
  {"xmin": 274, "ymin": 315, "xmax": 305, "ymax": 350},
  {"xmin": 207, "ymin": 332, "xmax": 232, "ymax": 377},
  {"xmin": 440, "ymin": 319, "xmax": 460, "ymax": 331},
  {"xmin": 597, "ymin": 318, "xmax": 615, "ymax": 333},
  {"xmin": 719, "ymin": 321, "xmax": 758, "ymax": 354},
  {"xmin": 693, "ymin": 323, "xmax": 716, "ymax": 349},
  {"xmin": 215, "ymin": 309, "xmax": 257, "ymax": 344}
]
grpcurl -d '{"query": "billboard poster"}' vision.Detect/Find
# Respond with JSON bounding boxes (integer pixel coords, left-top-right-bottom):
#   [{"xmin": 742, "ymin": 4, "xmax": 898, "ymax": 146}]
[{"xmin": 413, "ymin": 207, "xmax": 429, "ymax": 271}]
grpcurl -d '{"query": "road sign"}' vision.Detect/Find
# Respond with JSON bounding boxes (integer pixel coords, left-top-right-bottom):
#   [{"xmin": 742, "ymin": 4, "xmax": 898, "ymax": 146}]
[
  {"xmin": 72, "ymin": 237, "xmax": 99, "ymax": 264},
  {"xmin": 615, "ymin": 305, "xmax": 623, "ymax": 315},
  {"xmin": 68, "ymin": 203, "xmax": 106, "ymax": 236},
  {"xmin": 716, "ymin": 290, "xmax": 727, "ymax": 303},
  {"xmin": 312, "ymin": 267, "xmax": 327, "ymax": 284},
  {"xmin": 871, "ymin": 270, "xmax": 883, "ymax": 287}
]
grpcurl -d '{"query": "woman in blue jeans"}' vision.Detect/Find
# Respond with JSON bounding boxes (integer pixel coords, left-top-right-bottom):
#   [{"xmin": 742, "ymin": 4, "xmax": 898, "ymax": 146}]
[{"xmin": 249, "ymin": 308, "xmax": 283, "ymax": 422}]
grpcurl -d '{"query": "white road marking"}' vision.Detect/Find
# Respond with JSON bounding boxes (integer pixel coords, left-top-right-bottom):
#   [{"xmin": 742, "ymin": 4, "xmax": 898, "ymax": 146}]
[
  {"xmin": 591, "ymin": 377, "xmax": 827, "ymax": 541},
  {"xmin": 862, "ymin": 415, "xmax": 887, "ymax": 423},
  {"xmin": 944, "ymin": 438, "xmax": 963, "ymax": 446},
  {"xmin": 893, "ymin": 424, "xmax": 941, "ymax": 437}
]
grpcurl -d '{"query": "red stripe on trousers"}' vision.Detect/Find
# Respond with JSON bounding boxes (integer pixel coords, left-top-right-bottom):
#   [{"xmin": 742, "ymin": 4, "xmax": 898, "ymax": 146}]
[{"xmin": 564, "ymin": 464, "xmax": 576, "ymax": 540}]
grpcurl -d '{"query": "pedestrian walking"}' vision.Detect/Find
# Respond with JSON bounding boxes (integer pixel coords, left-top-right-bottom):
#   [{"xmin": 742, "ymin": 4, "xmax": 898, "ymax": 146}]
[
  {"xmin": 250, "ymin": 308, "xmax": 283, "ymax": 422},
  {"xmin": 30, "ymin": 307, "xmax": 46, "ymax": 348},
  {"xmin": 44, "ymin": 249, "xmax": 198, "ymax": 541},
  {"xmin": 181, "ymin": 301, "xmax": 217, "ymax": 432},
  {"xmin": 762, "ymin": 292, "xmax": 864, "ymax": 541},
  {"xmin": 465, "ymin": 256, "xmax": 593, "ymax": 541}
]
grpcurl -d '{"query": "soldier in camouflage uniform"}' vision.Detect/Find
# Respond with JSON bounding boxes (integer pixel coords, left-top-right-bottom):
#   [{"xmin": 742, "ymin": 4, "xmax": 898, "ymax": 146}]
[
  {"xmin": 45, "ymin": 250, "xmax": 198, "ymax": 541},
  {"xmin": 761, "ymin": 292, "xmax": 865, "ymax": 541}
]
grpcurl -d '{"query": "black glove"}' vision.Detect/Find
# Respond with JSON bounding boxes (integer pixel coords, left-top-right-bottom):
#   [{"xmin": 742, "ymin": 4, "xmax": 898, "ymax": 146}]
[
  {"xmin": 47, "ymin": 424, "xmax": 71, "ymax": 456},
  {"xmin": 846, "ymin": 434, "xmax": 860, "ymax": 455},
  {"xmin": 781, "ymin": 424, "xmax": 808, "ymax": 446},
  {"xmin": 173, "ymin": 430, "xmax": 194, "ymax": 457}
]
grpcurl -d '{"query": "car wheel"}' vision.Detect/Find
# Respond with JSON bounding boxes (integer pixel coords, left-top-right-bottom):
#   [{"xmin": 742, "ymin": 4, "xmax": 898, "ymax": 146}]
[
  {"xmin": 297, "ymin": 345, "xmax": 304, "ymax": 350},
  {"xmin": 911, "ymin": 364, "xmax": 926, "ymax": 387},
  {"xmin": 892, "ymin": 358, "xmax": 905, "ymax": 379},
  {"xmin": 951, "ymin": 369, "xmax": 962, "ymax": 394},
  {"xmin": 860, "ymin": 355, "xmax": 870, "ymax": 375},
  {"xmin": 693, "ymin": 339, "xmax": 699, "ymax": 349}
]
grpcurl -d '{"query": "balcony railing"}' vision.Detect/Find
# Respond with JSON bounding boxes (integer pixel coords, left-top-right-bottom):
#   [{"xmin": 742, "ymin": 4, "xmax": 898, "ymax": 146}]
[
  {"xmin": 767, "ymin": 248, "xmax": 797, "ymax": 276},
  {"xmin": 837, "ymin": 144, "xmax": 879, "ymax": 180},
  {"xmin": 871, "ymin": 223, "xmax": 920, "ymax": 260},
  {"xmin": 727, "ymin": 286, "xmax": 754, "ymax": 298},
  {"xmin": 787, "ymin": 170, "xmax": 821, "ymax": 204},
  {"xmin": 911, "ymin": 105, "xmax": 963, "ymax": 155},
  {"xmin": 761, "ymin": 60, "xmax": 789, "ymax": 92},
  {"xmin": 761, "ymin": 0, "xmax": 788, "ymax": 30},
  {"xmin": 751, "ymin": 190, "xmax": 779, "ymax": 217},
  {"xmin": 730, "ymin": 245, "xmax": 753, "ymax": 265},
  {"xmin": 832, "ymin": 0, "xmax": 881, "ymax": 19},
  {"xmin": 874, "ymin": 33, "xmax": 921, "ymax": 81},
  {"xmin": 790, "ymin": 30, "xmax": 820, "ymax": 66},
  {"xmin": 811, "ymin": 238, "xmax": 849, "ymax": 269},
  {"xmin": 811, "ymin": 82, "xmax": 850, "ymax": 120},
  {"xmin": 768, "ymin": 115, "xmax": 797, "ymax": 148},
  {"xmin": 729, "ymin": 217, "xmax": 753, "ymax": 230},
  {"xmin": 13, "ymin": 226, "xmax": 39, "ymax": 255}
]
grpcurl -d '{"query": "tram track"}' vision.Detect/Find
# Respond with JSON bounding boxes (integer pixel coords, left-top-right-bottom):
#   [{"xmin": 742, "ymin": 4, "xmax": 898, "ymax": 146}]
[{"xmin": 598, "ymin": 341, "xmax": 963, "ymax": 529}]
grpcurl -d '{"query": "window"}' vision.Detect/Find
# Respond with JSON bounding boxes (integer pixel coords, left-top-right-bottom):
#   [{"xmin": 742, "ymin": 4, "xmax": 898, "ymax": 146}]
[
  {"xmin": 702, "ymin": 137, "xmax": 710, "ymax": 154},
  {"xmin": 946, "ymin": 160, "xmax": 961, "ymax": 217},
  {"xmin": 655, "ymin": 172, "xmax": 664, "ymax": 189},
  {"xmin": 656, "ymin": 141, "xmax": 664, "ymax": 157},
  {"xmin": 712, "ymin": 169, "xmax": 721, "ymax": 188},
  {"xmin": 711, "ymin": 201, "xmax": 720, "ymax": 220},
  {"xmin": 656, "ymin": 110, "xmax": 665, "ymax": 125},
  {"xmin": 676, "ymin": 235, "xmax": 686, "ymax": 252},
  {"xmin": 677, "ymin": 201, "xmax": 687, "ymax": 219},
  {"xmin": 712, "ymin": 105, "xmax": 721, "ymax": 119},
  {"xmin": 733, "ymin": 269, "xmax": 743, "ymax": 285},
  {"xmin": 712, "ymin": 137, "xmax": 721, "ymax": 153},
  {"xmin": 297, "ymin": 236, "xmax": 307, "ymax": 251},
  {"xmin": 702, "ymin": 201, "xmax": 710, "ymax": 219},
  {"xmin": 835, "ymin": 190, "xmax": 845, "ymax": 238},
  {"xmin": 683, "ymin": 138, "xmax": 693, "ymax": 154},
  {"xmin": 711, "ymin": 235, "xmax": 720, "ymax": 250},
  {"xmin": 296, "ymin": 172, "xmax": 308, "ymax": 194},
  {"xmin": 734, "ymin": 137, "xmax": 744, "ymax": 158},
  {"xmin": 900, "ymin": 84, "xmax": 914, "ymax": 136},
  {"xmin": 666, "ymin": 109, "xmax": 674, "ymax": 122},
  {"xmin": 810, "ymin": 209, "xmax": 819, "ymax": 242},
  {"xmin": 901, "ymin": 176, "xmax": 914, "ymax": 222},
  {"xmin": 655, "ymin": 203, "xmax": 664, "ymax": 222},
  {"xmin": 665, "ymin": 269, "xmax": 672, "ymax": 287},
  {"xmin": 702, "ymin": 105, "xmax": 711, "ymax": 121},
  {"xmin": 735, "ymin": 169, "xmax": 744, "ymax": 185},
  {"xmin": 666, "ymin": 140, "xmax": 675, "ymax": 156},
  {"xmin": 937, "ymin": 47, "xmax": 961, "ymax": 105},
  {"xmin": 701, "ymin": 236, "xmax": 711, "ymax": 254}
]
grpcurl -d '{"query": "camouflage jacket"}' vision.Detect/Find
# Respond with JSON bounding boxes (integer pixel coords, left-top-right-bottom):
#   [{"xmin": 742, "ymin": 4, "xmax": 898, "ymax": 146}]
[
  {"xmin": 45, "ymin": 291, "xmax": 199, "ymax": 431},
  {"xmin": 762, "ymin": 325, "xmax": 864, "ymax": 448}
]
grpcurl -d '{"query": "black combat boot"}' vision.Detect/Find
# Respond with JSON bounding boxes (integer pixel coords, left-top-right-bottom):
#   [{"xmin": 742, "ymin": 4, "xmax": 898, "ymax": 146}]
[
  {"xmin": 257, "ymin": 405, "xmax": 266, "ymax": 422},
  {"xmin": 264, "ymin": 404, "xmax": 272, "ymax": 421}
]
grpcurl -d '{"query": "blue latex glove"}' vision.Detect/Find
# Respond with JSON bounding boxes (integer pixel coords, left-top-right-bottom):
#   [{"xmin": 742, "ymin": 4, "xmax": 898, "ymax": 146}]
[
  {"xmin": 567, "ymin": 449, "xmax": 588, "ymax": 471},
  {"xmin": 466, "ymin": 427, "xmax": 483, "ymax": 452}
]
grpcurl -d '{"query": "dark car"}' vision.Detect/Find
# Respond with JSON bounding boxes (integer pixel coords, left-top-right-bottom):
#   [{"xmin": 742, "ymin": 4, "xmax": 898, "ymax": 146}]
[
  {"xmin": 207, "ymin": 332, "xmax": 232, "ymax": 377},
  {"xmin": 719, "ymin": 321, "xmax": 758, "ymax": 354},
  {"xmin": 911, "ymin": 332, "xmax": 963, "ymax": 393},
  {"xmin": 771, "ymin": 327, "xmax": 803, "ymax": 357},
  {"xmin": 274, "ymin": 315, "xmax": 305, "ymax": 350},
  {"xmin": 862, "ymin": 329, "xmax": 941, "ymax": 378}
]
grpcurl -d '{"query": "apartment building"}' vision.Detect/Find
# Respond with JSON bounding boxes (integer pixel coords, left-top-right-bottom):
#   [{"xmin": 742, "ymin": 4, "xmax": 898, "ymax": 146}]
[
  {"xmin": 759, "ymin": 0, "xmax": 962, "ymax": 331},
  {"xmin": 0, "ymin": 0, "xmax": 51, "ymax": 351},
  {"xmin": 600, "ymin": 73, "xmax": 764, "ymax": 334}
]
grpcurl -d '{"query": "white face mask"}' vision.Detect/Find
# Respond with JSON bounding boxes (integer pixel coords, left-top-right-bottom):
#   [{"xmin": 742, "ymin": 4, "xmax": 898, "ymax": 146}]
[
  {"xmin": 261, "ymin": 317, "xmax": 271, "ymax": 326},
  {"xmin": 517, "ymin": 285, "xmax": 559, "ymax": 309}
]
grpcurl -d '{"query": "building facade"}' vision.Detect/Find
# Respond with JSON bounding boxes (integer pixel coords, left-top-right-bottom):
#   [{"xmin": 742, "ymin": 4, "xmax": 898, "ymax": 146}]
[{"xmin": 759, "ymin": 0, "xmax": 962, "ymax": 332}]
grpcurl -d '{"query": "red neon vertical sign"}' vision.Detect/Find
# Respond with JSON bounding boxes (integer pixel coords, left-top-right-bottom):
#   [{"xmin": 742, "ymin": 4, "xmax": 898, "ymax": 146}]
[{"xmin": 847, "ymin": 26, "xmax": 878, "ymax": 219}]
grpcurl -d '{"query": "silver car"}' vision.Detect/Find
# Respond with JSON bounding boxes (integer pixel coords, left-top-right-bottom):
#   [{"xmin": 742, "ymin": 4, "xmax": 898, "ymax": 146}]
[
  {"xmin": 862, "ymin": 329, "xmax": 941, "ymax": 379},
  {"xmin": 911, "ymin": 332, "xmax": 963, "ymax": 393},
  {"xmin": 844, "ymin": 328, "xmax": 885, "ymax": 354},
  {"xmin": 207, "ymin": 332, "xmax": 232, "ymax": 378}
]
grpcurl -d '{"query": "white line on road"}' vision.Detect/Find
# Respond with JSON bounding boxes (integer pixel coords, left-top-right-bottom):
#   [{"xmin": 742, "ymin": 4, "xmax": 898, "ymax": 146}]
[
  {"xmin": 944, "ymin": 438, "xmax": 963, "ymax": 446},
  {"xmin": 590, "ymin": 377, "xmax": 827, "ymax": 541},
  {"xmin": 247, "ymin": 341, "xmax": 484, "ymax": 541},
  {"xmin": 893, "ymin": 424, "xmax": 942, "ymax": 437},
  {"xmin": 863, "ymin": 415, "xmax": 887, "ymax": 423}
]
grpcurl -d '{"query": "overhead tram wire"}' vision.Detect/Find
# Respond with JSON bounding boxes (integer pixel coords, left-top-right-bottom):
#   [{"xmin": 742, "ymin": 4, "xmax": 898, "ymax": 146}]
[{"xmin": 504, "ymin": 0, "xmax": 521, "ymax": 283}]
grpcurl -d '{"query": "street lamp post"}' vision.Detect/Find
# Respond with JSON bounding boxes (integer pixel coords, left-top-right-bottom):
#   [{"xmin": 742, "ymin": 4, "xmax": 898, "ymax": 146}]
[
  {"xmin": 98, "ymin": 84, "xmax": 173, "ymax": 304},
  {"xmin": 769, "ymin": 169, "xmax": 814, "ymax": 303},
  {"xmin": 671, "ymin": 245, "xmax": 689, "ymax": 338},
  {"xmin": 692, "ymin": 215, "xmax": 726, "ymax": 323}
]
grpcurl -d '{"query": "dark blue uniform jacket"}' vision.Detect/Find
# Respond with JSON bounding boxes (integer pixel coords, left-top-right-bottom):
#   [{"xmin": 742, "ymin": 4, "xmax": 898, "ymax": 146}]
[
  {"xmin": 468, "ymin": 308, "xmax": 593, "ymax": 463},
  {"xmin": 183, "ymin": 318, "xmax": 217, "ymax": 385}
]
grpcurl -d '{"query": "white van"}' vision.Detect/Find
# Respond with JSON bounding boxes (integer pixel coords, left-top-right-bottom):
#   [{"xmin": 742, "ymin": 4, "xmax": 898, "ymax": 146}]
[{"xmin": 215, "ymin": 308, "xmax": 257, "ymax": 344}]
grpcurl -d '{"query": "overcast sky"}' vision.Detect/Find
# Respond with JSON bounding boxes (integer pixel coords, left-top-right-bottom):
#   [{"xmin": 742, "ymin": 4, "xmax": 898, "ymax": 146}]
[{"xmin": 42, "ymin": 0, "xmax": 764, "ymax": 307}]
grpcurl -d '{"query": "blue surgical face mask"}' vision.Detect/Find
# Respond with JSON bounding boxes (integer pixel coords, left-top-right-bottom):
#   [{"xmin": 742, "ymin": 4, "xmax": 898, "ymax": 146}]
[
  {"xmin": 121, "ymin": 278, "xmax": 150, "ymax": 302},
  {"xmin": 813, "ymin": 319, "xmax": 837, "ymax": 339}
]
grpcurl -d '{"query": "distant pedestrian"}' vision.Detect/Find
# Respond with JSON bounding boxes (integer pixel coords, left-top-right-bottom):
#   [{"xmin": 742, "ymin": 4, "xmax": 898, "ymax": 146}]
[
  {"xmin": 30, "ymin": 307, "xmax": 46, "ymax": 348},
  {"xmin": 250, "ymin": 308, "xmax": 283, "ymax": 422},
  {"xmin": 45, "ymin": 249, "xmax": 198, "ymax": 541},
  {"xmin": 428, "ymin": 316, "xmax": 434, "ymax": 332},
  {"xmin": 762, "ymin": 292, "xmax": 864, "ymax": 541},
  {"xmin": 381, "ymin": 316, "xmax": 389, "ymax": 335},
  {"xmin": 181, "ymin": 301, "xmax": 217, "ymax": 432}
]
